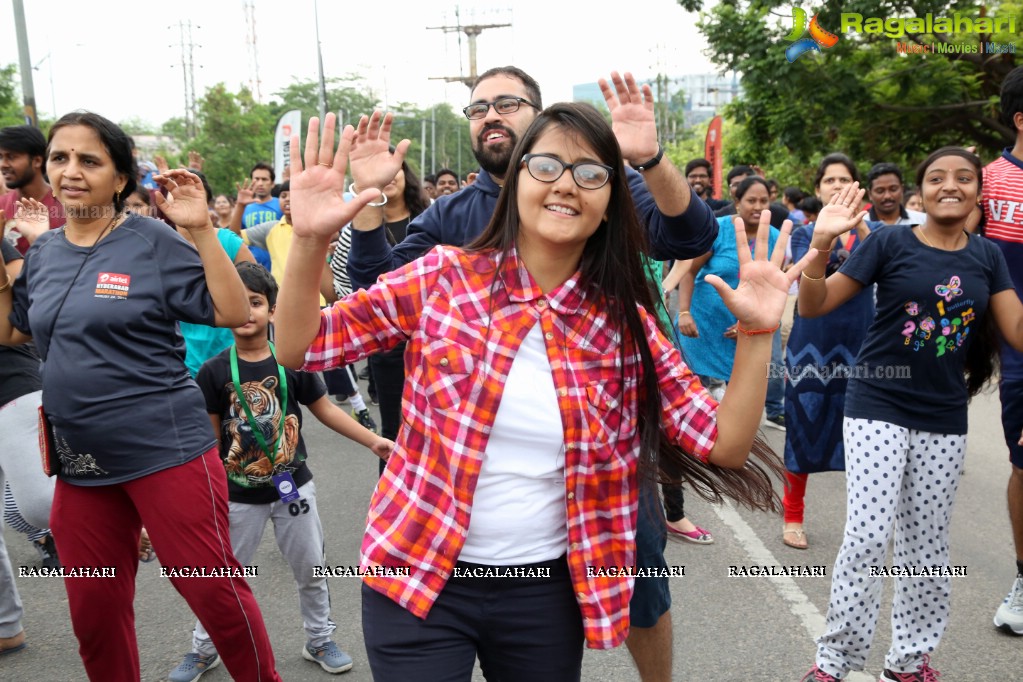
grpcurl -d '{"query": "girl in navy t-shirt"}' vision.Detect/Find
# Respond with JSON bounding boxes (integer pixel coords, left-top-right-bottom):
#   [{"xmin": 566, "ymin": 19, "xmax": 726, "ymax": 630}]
[{"xmin": 797, "ymin": 148, "xmax": 1023, "ymax": 682}]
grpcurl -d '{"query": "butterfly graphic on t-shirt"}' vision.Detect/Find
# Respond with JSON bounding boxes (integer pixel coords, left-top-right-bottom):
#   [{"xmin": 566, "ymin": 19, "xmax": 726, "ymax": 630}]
[{"xmin": 934, "ymin": 276, "xmax": 963, "ymax": 302}]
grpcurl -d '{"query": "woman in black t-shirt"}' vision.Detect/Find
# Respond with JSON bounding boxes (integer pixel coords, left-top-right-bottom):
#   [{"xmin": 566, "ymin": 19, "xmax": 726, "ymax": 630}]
[
  {"xmin": 0, "ymin": 112, "xmax": 280, "ymax": 681},
  {"xmin": 797, "ymin": 148, "xmax": 1023, "ymax": 682}
]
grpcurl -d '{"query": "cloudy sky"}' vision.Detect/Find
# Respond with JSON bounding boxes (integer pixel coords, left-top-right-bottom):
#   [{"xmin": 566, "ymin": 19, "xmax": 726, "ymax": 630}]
[{"xmin": 1, "ymin": 0, "xmax": 717, "ymax": 128}]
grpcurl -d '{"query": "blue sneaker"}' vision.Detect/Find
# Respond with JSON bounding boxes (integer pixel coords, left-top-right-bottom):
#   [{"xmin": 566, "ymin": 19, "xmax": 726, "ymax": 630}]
[
  {"xmin": 168, "ymin": 652, "xmax": 221, "ymax": 682},
  {"xmin": 302, "ymin": 641, "xmax": 353, "ymax": 674}
]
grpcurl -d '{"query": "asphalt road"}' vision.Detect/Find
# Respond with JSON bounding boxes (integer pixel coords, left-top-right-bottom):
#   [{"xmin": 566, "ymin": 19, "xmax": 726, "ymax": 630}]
[{"xmin": 3, "ymin": 384, "xmax": 1021, "ymax": 681}]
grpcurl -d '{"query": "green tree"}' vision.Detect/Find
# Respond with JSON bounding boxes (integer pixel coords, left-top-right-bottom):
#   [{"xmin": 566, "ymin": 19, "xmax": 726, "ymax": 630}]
[
  {"xmin": 666, "ymin": 117, "xmax": 712, "ymax": 169},
  {"xmin": 688, "ymin": 0, "xmax": 1023, "ymax": 189},
  {"xmin": 165, "ymin": 77, "xmax": 480, "ymax": 195},
  {"xmin": 161, "ymin": 116, "xmax": 188, "ymax": 141},
  {"xmin": 0, "ymin": 63, "xmax": 27, "ymax": 127},
  {"xmin": 272, "ymin": 75, "xmax": 378, "ymax": 127},
  {"xmin": 182, "ymin": 83, "xmax": 278, "ymax": 195},
  {"xmin": 271, "ymin": 79, "xmax": 474, "ymax": 179},
  {"xmin": 386, "ymin": 103, "xmax": 475, "ymax": 180},
  {"xmin": 118, "ymin": 117, "xmax": 157, "ymax": 136},
  {"xmin": 271, "ymin": 79, "xmax": 475, "ymax": 181}
]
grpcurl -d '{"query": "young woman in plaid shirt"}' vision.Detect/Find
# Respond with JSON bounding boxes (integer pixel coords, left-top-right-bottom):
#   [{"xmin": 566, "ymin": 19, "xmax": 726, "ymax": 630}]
[{"xmin": 275, "ymin": 104, "xmax": 815, "ymax": 680}]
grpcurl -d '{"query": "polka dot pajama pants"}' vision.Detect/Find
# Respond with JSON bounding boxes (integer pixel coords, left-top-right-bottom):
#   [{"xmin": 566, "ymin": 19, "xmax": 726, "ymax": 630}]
[{"xmin": 815, "ymin": 417, "xmax": 965, "ymax": 678}]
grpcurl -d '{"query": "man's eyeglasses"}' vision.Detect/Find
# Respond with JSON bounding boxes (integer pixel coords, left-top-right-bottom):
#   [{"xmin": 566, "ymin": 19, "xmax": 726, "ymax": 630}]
[
  {"xmin": 520, "ymin": 154, "xmax": 613, "ymax": 190},
  {"xmin": 463, "ymin": 97, "xmax": 539, "ymax": 120}
]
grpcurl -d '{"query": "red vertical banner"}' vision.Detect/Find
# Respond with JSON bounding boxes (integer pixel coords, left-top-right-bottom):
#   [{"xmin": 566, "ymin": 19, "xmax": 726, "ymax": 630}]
[{"xmin": 704, "ymin": 116, "xmax": 723, "ymax": 200}]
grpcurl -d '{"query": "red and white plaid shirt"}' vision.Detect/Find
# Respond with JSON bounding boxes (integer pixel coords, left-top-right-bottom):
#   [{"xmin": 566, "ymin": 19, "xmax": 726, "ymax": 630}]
[{"xmin": 302, "ymin": 246, "xmax": 718, "ymax": 649}]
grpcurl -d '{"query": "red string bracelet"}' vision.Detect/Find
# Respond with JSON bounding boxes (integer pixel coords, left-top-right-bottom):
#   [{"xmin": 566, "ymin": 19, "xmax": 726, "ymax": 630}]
[{"xmin": 736, "ymin": 322, "xmax": 779, "ymax": 336}]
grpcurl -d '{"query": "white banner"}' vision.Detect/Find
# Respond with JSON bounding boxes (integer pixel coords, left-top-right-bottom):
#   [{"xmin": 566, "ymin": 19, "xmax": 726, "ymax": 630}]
[{"xmin": 274, "ymin": 110, "xmax": 302, "ymax": 181}]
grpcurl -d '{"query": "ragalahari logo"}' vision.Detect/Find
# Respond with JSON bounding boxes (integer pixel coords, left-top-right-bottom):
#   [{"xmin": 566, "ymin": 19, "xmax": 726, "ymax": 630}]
[{"xmin": 785, "ymin": 8, "xmax": 840, "ymax": 62}]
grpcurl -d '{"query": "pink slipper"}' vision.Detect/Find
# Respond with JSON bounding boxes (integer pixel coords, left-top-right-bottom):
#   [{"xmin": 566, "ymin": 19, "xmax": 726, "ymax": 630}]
[{"xmin": 668, "ymin": 525, "xmax": 714, "ymax": 544}]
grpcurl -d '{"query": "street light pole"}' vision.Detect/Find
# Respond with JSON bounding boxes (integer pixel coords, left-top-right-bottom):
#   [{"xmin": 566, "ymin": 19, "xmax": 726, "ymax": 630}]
[
  {"xmin": 12, "ymin": 0, "xmax": 38, "ymax": 126},
  {"xmin": 314, "ymin": 0, "xmax": 328, "ymax": 123},
  {"xmin": 33, "ymin": 52, "xmax": 57, "ymax": 120},
  {"xmin": 421, "ymin": 119, "xmax": 427, "ymax": 176}
]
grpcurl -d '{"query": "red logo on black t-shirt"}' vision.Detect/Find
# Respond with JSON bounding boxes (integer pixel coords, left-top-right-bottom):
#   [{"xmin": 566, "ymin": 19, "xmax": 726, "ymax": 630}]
[{"xmin": 95, "ymin": 272, "xmax": 131, "ymax": 299}]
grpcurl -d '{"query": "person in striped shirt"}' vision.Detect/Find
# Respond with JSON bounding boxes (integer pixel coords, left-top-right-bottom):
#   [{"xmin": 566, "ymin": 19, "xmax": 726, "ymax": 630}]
[{"xmin": 983, "ymin": 65, "xmax": 1023, "ymax": 637}]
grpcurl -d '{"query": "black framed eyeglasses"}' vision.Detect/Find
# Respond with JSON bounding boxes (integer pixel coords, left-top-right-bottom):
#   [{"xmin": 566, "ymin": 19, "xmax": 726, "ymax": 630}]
[
  {"xmin": 462, "ymin": 97, "xmax": 539, "ymax": 120},
  {"xmin": 520, "ymin": 153, "xmax": 613, "ymax": 190}
]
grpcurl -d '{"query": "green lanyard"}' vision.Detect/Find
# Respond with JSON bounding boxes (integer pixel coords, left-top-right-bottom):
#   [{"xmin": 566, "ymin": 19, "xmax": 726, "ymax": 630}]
[{"xmin": 229, "ymin": 343, "xmax": 288, "ymax": 466}]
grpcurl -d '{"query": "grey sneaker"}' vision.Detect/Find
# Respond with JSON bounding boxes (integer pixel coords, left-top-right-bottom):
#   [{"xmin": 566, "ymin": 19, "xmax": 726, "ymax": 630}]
[
  {"xmin": 302, "ymin": 641, "xmax": 353, "ymax": 674},
  {"xmin": 353, "ymin": 408, "xmax": 379, "ymax": 435},
  {"xmin": 168, "ymin": 652, "xmax": 221, "ymax": 682},
  {"xmin": 994, "ymin": 575, "xmax": 1023, "ymax": 635}
]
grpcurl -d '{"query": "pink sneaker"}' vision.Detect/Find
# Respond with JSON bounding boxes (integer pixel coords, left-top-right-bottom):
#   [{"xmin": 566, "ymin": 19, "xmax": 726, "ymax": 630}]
[
  {"xmin": 879, "ymin": 654, "xmax": 940, "ymax": 682},
  {"xmin": 800, "ymin": 665, "xmax": 839, "ymax": 682}
]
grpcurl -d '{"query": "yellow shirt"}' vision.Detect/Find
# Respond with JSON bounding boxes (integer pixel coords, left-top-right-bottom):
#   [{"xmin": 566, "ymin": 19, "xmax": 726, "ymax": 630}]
[{"xmin": 244, "ymin": 217, "xmax": 325, "ymax": 305}]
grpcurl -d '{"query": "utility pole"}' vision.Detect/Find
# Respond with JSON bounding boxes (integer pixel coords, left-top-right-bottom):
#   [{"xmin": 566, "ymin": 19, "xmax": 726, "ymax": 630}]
[
  {"xmin": 12, "ymin": 0, "xmax": 37, "ymax": 126},
  {"xmin": 428, "ymin": 7, "xmax": 511, "ymax": 88},
  {"xmin": 242, "ymin": 0, "xmax": 263, "ymax": 102},
  {"xmin": 651, "ymin": 43, "xmax": 669, "ymax": 143},
  {"xmin": 170, "ymin": 20, "xmax": 199, "ymax": 140}
]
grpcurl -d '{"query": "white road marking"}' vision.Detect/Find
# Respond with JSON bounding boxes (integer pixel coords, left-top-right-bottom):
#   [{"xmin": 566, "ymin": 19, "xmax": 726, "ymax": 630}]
[{"xmin": 710, "ymin": 500, "xmax": 875, "ymax": 682}]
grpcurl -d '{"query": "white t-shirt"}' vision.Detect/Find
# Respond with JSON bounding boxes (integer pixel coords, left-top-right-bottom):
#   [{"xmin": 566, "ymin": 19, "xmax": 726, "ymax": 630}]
[{"xmin": 458, "ymin": 323, "xmax": 568, "ymax": 565}]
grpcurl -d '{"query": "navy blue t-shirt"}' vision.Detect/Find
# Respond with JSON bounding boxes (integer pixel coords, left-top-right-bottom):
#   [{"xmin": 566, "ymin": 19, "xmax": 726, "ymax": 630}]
[
  {"xmin": 839, "ymin": 225, "xmax": 1013, "ymax": 434},
  {"xmin": 9, "ymin": 214, "xmax": 219, "ymax": 484},
  {"xmin": 196, "ymin": 349, "xmax": 325, "ymax": 504}
]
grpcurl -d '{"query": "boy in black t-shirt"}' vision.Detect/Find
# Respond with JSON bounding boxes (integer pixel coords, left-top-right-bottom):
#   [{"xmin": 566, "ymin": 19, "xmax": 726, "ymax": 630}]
[{"xmin": 169, "ymin": 262, "xmax": 392, "ymax": 681}]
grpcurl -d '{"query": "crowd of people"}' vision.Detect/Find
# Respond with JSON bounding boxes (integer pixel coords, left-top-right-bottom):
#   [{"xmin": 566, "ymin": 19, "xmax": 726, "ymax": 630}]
[{"xmin": 0, "ymin": 61, "xmax": 1021, "ymax": 682}]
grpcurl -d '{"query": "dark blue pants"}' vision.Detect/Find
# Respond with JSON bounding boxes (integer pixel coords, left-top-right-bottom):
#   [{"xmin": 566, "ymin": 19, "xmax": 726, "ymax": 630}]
[
  {"xmin": 369, "ymin": 342, "xmax": 406, "ymax": 476},
  {"xmin": 322, "ymin": 365, "xmax": 356, "ymax": 397},
  {"xmin": 362, "ymin": 557, "xmax": 583, "ymax": 681},
  {"xmin": 630, "ymin": 482, "xmax": 671, "ymax": 627}
]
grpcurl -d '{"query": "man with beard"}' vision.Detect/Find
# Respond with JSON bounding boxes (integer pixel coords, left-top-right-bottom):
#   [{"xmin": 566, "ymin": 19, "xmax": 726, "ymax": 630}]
[
  {"xmin": 684, "ymin": 157, "xmax": 729, "ymax": 211},
  {"xmin": 865, "ymin": 162, "xmax": 926, "ymax": 225},
  {"xmin": 347, "ymin": 67, "xmax": 715, "ymax": 291},
  {"xmin": 345, "ymin": 67, "xmax": 718, "ymax": 682},
  {"xmin": 0, "ymin": 126, "xmax": 65, "ymax": 254}
]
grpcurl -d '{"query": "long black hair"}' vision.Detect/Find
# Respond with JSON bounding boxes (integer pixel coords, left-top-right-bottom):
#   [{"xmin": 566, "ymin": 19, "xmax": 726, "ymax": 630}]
[
  {"xmin": 468, "ymin": 102, "xmax": 782, "ymax": 512},
  {"xmin": 397, "ymin": 155, "xmax": 430, "ymax": 220},
  {"xmin": 916, "ymin": 146, "xmax": 997, "ymax": 397}
]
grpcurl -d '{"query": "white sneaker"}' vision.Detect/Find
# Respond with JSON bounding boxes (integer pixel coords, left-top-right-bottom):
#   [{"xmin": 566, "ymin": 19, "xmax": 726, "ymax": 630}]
[{"xmin": 994, "ymin": 575, "xmax": 1023, "ymax": 635}]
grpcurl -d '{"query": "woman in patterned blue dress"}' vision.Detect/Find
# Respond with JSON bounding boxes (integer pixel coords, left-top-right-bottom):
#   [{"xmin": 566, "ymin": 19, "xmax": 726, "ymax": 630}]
[{"xmin": 781, "ymin": 154, "xmax": 877, "ymax": 549}]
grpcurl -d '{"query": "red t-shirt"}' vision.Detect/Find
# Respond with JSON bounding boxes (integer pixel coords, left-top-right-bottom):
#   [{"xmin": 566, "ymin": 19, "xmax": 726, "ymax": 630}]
[{"xmin": 0, "ymin": 190, "xmax": 65, "ymax": 254}]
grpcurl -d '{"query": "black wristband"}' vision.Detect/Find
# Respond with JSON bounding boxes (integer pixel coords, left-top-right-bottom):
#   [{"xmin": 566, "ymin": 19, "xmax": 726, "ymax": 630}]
[{"xmin": 633, "ymin": 145, "xmax": 664, "ymax": 172}]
